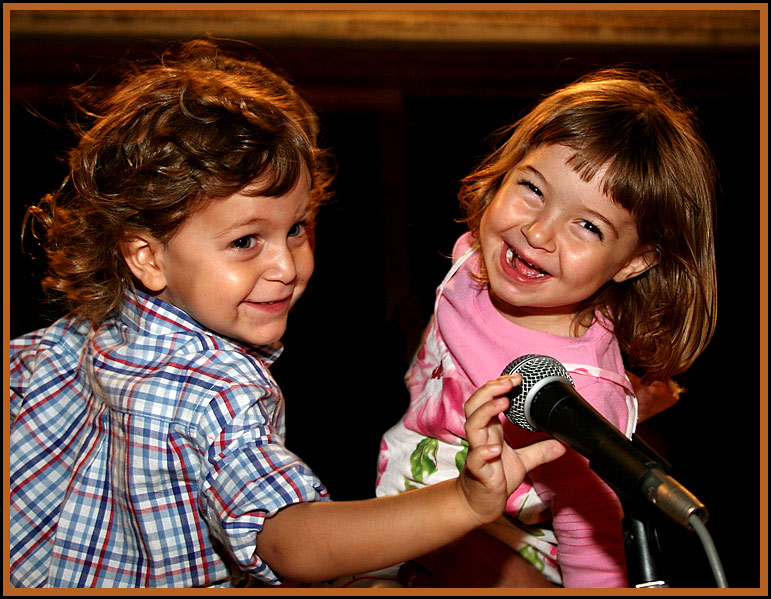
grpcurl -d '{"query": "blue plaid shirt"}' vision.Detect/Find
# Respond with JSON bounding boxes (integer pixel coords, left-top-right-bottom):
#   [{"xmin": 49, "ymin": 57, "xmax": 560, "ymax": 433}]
[{"xmin": 10, "ymin": 290, "xmax": 328, "ymax": 588}]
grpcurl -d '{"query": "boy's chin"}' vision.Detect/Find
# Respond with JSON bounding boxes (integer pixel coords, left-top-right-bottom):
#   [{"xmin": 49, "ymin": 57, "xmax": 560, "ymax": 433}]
[{"xmin": 219, "ymin": 324, "xmax": 286, "ymax": 348}]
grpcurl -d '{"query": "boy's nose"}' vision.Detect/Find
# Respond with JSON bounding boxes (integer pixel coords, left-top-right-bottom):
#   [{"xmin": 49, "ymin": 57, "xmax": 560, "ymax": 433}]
[{"xmin": 263, "ymin": 244, "xmax": 297, "ymax": 283}]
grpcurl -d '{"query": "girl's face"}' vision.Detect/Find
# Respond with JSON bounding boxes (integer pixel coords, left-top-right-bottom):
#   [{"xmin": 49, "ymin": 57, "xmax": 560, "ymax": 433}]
[
  {"xmin": 151, "ymin": 174, "xmax": 314, "ymax": 347},
  {"xmin": 479, "ymin": 143, "xmax": 654, "ymax": 336}
]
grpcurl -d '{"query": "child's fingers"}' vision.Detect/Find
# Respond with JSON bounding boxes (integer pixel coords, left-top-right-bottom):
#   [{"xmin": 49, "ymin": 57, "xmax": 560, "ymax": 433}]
[
  {"xmin": 462, "ymin": 441, "xmax": 502, "ymax": 477},
  {"xmin": 464, "ymin": 395, "xmax": 508, "ymax": 447},
  {"xmin": 463, "ymin": 374, "xmax": 521, "ymax": 419},
  {"xmin": 510, "ymin": 439, "xmax": 566, "ymax": 474}
]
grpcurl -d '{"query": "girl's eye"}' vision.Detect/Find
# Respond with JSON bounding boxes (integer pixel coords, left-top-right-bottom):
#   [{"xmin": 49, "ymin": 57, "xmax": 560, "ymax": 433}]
[
  {"xmin": 231, "ymin": 235, "xmax": 258, "ymax": 250},
  {"xmin": 518, "ymin": 179, "xmax": 543, "ymax": 197},
  {"xmin": 579, "ymin": 220, "xmax": 604, "ymax": 240}
]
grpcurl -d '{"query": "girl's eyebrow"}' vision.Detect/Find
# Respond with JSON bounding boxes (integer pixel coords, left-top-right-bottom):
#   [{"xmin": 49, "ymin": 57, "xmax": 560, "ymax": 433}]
[{"xmin": 516, "ymin": 164, "xmax": 546, "ymax": 184}]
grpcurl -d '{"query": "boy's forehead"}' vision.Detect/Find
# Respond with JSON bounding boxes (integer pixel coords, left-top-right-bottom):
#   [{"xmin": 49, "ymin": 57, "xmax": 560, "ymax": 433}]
[
  {"xmin": 198, "ymin": 183, "xmax": 312, "ymax": 231},
  {"xmin": 245, "ymin": 164, "xmax": 312, "ymax": 190}
]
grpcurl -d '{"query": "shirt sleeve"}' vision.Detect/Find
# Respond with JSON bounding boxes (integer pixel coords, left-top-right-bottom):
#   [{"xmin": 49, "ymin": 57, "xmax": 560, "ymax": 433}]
[
  {"xmin": 192, "ymin": 376, "xmax": 329, "ymax": 584},
  {"xmin": 9, "ymin": 329, "xmax": 45, "ymax": 422}
]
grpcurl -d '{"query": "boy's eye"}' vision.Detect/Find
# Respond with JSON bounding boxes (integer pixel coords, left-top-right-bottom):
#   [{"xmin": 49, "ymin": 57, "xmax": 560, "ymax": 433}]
[
  {"xmin": 231, "ymin": 235, "xmax": 257, "ymax": 250},
  {"xmin": 288, "ymin": 221, "xmax": 306, "ymax": 238}
]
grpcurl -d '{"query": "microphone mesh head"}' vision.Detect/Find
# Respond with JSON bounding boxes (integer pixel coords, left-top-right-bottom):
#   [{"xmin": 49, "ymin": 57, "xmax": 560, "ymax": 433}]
[{"xmin": 501, "ymin": 354, "xmax": 573, "ymax": 431}]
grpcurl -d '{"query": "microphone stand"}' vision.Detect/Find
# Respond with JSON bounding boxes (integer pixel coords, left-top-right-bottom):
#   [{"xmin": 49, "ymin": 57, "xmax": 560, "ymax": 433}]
[
  {"xmin": 618, "ymin": 434, "xmax": 672, "ymax": 588},
  {"xmin": 621, "ymin": 498, "xmax": 669, "ymax": 587},
  {"xmin": 607, "ymin": 433, "xmax": 727, "ymax": 588}
]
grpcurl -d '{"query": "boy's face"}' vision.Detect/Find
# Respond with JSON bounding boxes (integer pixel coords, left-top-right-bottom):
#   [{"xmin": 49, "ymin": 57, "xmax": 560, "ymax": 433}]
[
  {"xmin": 478, "ymin": 143, "xmax": 654, "ymax": 336},
  {"xmin": 152, "ymin": 174, "xmax": 314, "ymax": 347}
]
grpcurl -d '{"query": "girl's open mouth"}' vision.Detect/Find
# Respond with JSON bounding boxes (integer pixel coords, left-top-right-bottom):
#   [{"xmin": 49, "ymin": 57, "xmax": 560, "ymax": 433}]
[{"xmin": 505, "ymin": 245, "xmax": 549, "ymax": 279}]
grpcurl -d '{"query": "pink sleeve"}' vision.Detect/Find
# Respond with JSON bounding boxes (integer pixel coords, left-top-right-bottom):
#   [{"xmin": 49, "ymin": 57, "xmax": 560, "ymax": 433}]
[
  {"xmin": 451, "ymin": 231, "xmax": 475, "ymax": 262},
  {"xmin": 531, "ymin": 448, "xmax": 629, "ymax": 588}
]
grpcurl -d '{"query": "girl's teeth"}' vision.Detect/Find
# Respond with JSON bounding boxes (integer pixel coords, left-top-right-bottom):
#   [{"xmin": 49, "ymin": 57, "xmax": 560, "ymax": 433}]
[{"xmin": 506, "ymin": 246, "xmax": 547, "ymax": 278}]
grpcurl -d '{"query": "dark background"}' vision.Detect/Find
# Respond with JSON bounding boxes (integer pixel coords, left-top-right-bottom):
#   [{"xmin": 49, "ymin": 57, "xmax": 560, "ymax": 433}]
[{"xmin": 8, "ymin": 9, "xmax": 763, "ymax": 589}]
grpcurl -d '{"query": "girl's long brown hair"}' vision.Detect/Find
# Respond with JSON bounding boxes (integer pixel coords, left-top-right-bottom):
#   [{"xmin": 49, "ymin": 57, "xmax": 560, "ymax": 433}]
[{"xmin": 459, "ymin": 68, "xmax": 718, "ymax": 383}]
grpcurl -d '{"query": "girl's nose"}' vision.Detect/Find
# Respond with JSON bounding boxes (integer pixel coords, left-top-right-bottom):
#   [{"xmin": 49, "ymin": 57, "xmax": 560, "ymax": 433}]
[
  {"xmin": 523, "ymin": 215, "xmax": 557, "ymax": 252},
  {"xmin": 263, "ymin": 244, "xmax": 297, "ymax": 283}
]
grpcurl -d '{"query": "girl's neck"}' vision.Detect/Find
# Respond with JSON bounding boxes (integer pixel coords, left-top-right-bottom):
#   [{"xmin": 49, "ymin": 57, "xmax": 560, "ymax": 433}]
[{"xmin": 489, "ymin": 292, "xmax": 588, "ymax": 338}]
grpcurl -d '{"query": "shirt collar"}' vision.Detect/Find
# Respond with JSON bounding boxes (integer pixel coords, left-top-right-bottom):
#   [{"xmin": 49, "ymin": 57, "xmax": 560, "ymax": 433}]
[{"xmin": 119, "ymin": 289, "xmax": 284, "ymax": 366}]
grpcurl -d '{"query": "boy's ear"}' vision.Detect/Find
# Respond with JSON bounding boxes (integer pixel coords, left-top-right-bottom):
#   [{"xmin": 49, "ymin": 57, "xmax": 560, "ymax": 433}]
[
  {"xmin": 612, "ymin": 246, "xmax": 659, "ymax": 283},
  {"xmin": 119, "ymin": 235, "xmax": 167, "ymax": 292}
]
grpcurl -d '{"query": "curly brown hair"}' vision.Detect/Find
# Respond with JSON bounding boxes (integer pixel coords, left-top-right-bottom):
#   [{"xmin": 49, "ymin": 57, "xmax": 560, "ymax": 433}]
[
  {"xmin": 458, "ymin": 68, "xmax": 718, "ymax": 383},
  {"xmin": 23, "ymin": 39, "xmax": 334, "ymax": 328}
]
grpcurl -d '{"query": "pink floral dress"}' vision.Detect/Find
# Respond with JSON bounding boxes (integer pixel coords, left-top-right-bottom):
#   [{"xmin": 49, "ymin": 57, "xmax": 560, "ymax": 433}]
[{"xmin": 376, "ymin": 234, "xmax": 636, "ymax": 588}]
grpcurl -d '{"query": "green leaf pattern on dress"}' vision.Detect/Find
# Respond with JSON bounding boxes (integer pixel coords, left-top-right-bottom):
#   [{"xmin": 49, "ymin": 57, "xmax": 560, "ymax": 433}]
[
  {"xmin": 401, "ymin": 435, "xmax": 552, "ymax": 578},
  {"xmin": 402, "ymin": 436, "xmax": 471, "ymax": 492},
  {"xmin": 407, "ymin": 436, "xmax": 439, "ymax": 486},
  {"xmin": 518, "ymin": 544, "xmax": 547, "ymax": 573}
]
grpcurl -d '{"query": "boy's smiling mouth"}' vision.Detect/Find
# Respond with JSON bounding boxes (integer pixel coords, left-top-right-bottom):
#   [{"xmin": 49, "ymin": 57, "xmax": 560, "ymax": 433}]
[{"xmin": 244, "ymin": 295, "xmax": 292, "ymax": 313}]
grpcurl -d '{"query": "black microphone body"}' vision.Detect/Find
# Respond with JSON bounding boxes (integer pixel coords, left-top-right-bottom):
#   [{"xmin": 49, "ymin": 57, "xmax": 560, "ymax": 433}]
[{"xmin": 502, "ymin": 354, "xmax": 707, "ymax": 529}]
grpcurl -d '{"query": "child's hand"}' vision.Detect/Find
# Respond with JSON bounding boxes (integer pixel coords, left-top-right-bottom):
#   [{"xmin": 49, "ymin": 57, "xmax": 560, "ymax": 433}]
[{"xmin": 457, "ymin": 375, "xmax": 566, "ymax": 526}]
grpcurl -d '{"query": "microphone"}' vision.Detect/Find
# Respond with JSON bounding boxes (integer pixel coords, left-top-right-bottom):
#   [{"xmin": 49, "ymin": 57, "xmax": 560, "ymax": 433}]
[{"xmin": 501, "ymin": 354, "xmax": 707, "ymax": 529}]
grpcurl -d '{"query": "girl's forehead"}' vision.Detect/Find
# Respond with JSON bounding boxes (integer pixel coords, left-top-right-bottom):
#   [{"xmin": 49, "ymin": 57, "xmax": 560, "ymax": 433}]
[{"xmin": 508, "ymin": 144, "xmax": 607, "ymax": 179}]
